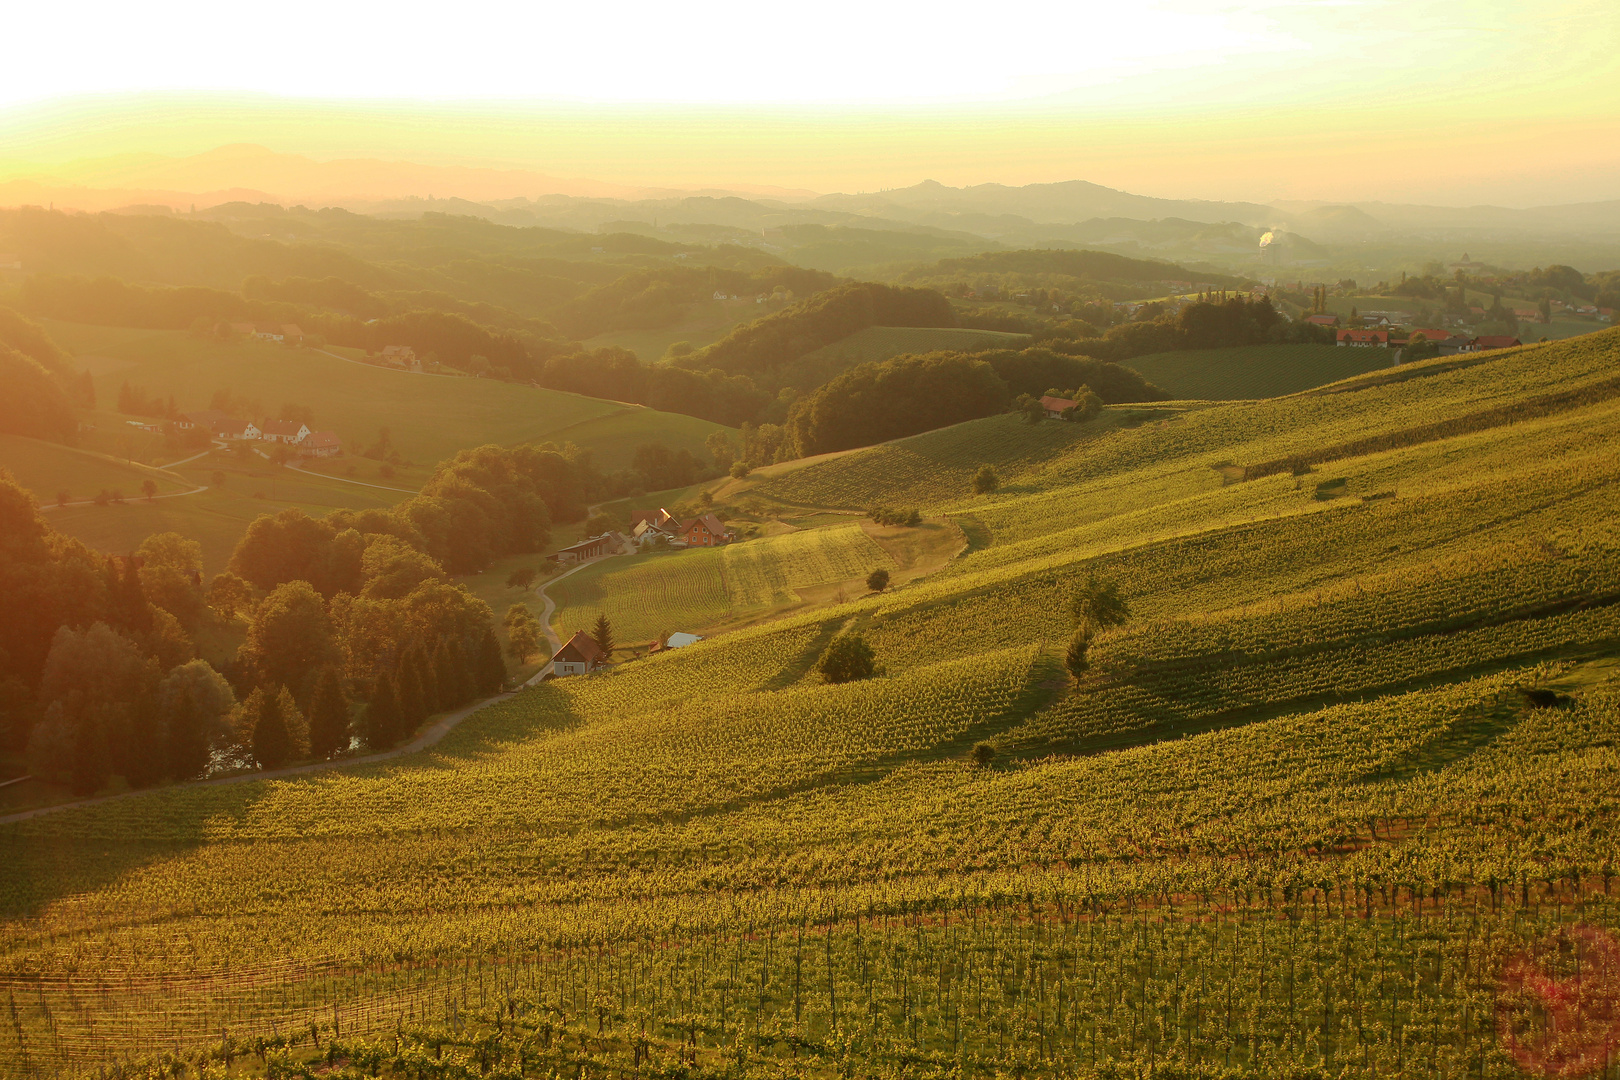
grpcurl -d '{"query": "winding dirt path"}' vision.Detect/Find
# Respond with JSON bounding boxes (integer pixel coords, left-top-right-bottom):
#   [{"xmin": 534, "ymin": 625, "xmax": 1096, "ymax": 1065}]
[{"xmin": 522, "ymin": 537, "xmax": 635, "ymax": 685}]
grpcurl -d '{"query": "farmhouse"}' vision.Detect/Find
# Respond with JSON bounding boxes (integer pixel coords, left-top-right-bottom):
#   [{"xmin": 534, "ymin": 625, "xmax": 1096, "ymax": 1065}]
[
  {"xmin": 260, "ymin": 420, "xmax": 311, "ymax": 445},
  {"xmin": 1438, "ymin": 335, "xmax": 1478, "ymax": 356},
  {"xmin": 551, "ymin": 631, "xmax": 605, "ymax": 677},
  {"xmin": 381, "ymin": 345, "xmax": 420, "ymax": 371},
  {"xmin": 180, "ymin": 410, "xmax": 259, "ymax": 439},
  {"xmin": 252, "ymin": 323, "xmax": 288, "ymax": 342},
  {"xmin": 1473, "ymin": 335, "xmax": 1522, "ymax": 351},
  {"xmin": 1304, "ymin": 314, "xmax": 1340, "ymax": 328},
  {"xmin": 679, "ymin": 513, "xmax": 730, "ymax": 547},
  {"xmin": 547, "ymin": 533, "xmax": 618, "ymax": 564},
  {"xmin": 1337, "ymin": 329, "xmax": 1389, "ymax": 347},
  {"xmin": 631, "ymin": 508, "xmax": 677, "ymax": 532},
  {"xmin": 301, "ymin": 431, "xmax": 343, "ymax": 457},
  {"xmin": 215, "ymin": 418, "xmax": 262, "ymax": 441},
  {"xmin": 1039, "ymin": 395, "xmax": 1077, "ymax": 418}
]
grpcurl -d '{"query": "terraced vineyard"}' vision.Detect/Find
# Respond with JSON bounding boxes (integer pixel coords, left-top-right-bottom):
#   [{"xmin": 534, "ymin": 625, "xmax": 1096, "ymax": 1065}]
[
  {"xmin": 546, "ymin": 521, "xmax": 895, "ymax": 643},
  {"xmin": 5, "ymin": 329, "xmax": 1620, "ymax": 1079}
]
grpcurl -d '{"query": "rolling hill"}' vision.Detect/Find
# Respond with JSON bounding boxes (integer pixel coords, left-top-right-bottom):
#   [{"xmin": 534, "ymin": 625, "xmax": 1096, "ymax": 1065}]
[
  {"xmin": 3, "ymin": 328, "xmax": 1619, "ymax": 1078},
  {"xmin": 43, "ymin": 321, "xmax": 730, "ymax": 474}
]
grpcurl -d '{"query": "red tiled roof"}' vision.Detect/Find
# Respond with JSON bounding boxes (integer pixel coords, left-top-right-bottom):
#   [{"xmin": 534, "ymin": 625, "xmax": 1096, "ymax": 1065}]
[
  {"xmin": 554, "ymin": 630, "xmax": 603, "ymax": 665},
  {"xmin": 1039, "ymin": 395, "xmax": 1077, "ymax": 412},
  {"xmin": 260, "ymin": 420, "xmax": 307, "ymax": 437},
  {"xmin": 1473, "ymin": 336, "xmax": 1522, "ymax": 350},
  {"xmin": 1337, "ymin": 329, "xmax": 1389, "ymax": 343},
  {"xmin": 1304, "ymin": 314, "xmax": 1339, "ymax": 325},
  {"xmin": 305, "ymin": 430, "xmax": 341, "ymax": 448}
]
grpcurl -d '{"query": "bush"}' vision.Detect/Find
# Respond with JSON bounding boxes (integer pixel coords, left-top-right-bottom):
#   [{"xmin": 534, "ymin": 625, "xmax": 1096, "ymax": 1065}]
[
  {"xmin": 973, "ymin": 466, "xmax": 999, "ymax": 494},
  {"xmin": 869, "ymin": 506, "xmax": 922, "ymax": 527},
  {"xmin": 971, "ymin": 741, "xmax": 997, "ymax": 767},
  {"xmin": 729, "ymin": 461, "xmax": 751, "ymax": 479},
  {"xmin": 866, "ymin": 568, "xmax": 890, "ymax": 593},
  {"xmin": 817, "ymin": 632, "xmax": 876, "ymax": 684},
  {"xmin": 1065, "ymin": 624, "xmax": 1094, "ymax": 682}
]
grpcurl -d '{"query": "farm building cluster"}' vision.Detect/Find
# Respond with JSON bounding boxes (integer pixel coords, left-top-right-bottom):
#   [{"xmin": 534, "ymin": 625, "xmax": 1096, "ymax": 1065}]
[
  {"xmin": 175, "ymin": 411, "xmax": 343, "ymax": 457},
  {"xmin": 550, "ymin": 628, "xmax": 704, "ymax": 678}
]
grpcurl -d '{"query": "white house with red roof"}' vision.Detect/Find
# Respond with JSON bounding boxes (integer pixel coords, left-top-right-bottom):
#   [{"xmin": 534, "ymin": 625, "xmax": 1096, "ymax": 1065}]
[
  {"xmin": 260, "ymin": 420, "xmax": 311, "ymax": 445},
  {"xmin": 551, "ymin": 630, "xmax": 605, "ymax": 677}
]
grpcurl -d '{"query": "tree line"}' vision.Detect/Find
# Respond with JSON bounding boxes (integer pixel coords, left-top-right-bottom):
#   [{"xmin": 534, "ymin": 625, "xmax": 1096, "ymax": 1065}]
[
  {"xmin": 0, "ymin": 307, "xmax": 94, "ymax": 443},
  {"xmin": 0, "ymin": 443, "xmax": 584, "ymax": 797},
  {"xmin": 768, "ymin": 347, "xmax": 1165, "ymax": 458}
]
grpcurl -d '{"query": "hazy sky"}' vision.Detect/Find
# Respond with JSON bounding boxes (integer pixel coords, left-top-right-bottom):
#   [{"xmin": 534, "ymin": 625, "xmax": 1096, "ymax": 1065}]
[{"xmin": 4, "ymin": 0, "xmax": 1618, "ymax": 203}]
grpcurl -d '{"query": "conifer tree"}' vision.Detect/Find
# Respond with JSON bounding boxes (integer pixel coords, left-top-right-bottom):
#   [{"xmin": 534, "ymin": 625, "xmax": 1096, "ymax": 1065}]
[
  {"xmin": 591, "ymin": 614, "xmax": 615, "ymax": 660},
  {"xmin": 275, "ymin": 685, "xmax": 309, "ymax": 760},
  {"xmin": 476, "ymin": 628, "xmax": 507, "ymax": 694},
  {"xmin": 434, "ymin": 641, "xmax": 471, "ymax": 709},
  {"xmin": 363, "ymin": 673, "xmax": 399, "ymax": 750},
  {"xmin": 420, "ymin": 646, "xmax": 442, "ymax": 714},
  {"xmin": 251, "ymin": 684, "xmax": 294, "ymax": 769},
  {"xmin": 395, "ymin": 657, "xmax": 427, "ymax": 733},
  {"xmin": 307, "ymin": 666, "xmax": 350, "ymax": 760}
]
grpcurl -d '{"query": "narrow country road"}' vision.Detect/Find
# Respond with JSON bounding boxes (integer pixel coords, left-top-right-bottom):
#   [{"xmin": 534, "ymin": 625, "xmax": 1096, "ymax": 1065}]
[
  {"xmin": 522, "ymin": 534, "xmax": 635, "ymax": 685},
  {"xmin": 0, "ymin": 687, "xmax": 519, "ymax": 826}
]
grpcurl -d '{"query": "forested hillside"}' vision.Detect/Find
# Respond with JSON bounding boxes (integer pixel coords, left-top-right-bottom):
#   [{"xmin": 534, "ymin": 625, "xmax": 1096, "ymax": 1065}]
[{"xmin": 4, "ymin": 327, "xmax": 1618, "ymax": 1079}]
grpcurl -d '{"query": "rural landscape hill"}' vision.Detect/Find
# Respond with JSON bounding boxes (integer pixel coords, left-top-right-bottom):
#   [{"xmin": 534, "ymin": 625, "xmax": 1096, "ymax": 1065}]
[{"xmin": 3, "ymin": 318, "xmax": 1619, "ymax": 1075}]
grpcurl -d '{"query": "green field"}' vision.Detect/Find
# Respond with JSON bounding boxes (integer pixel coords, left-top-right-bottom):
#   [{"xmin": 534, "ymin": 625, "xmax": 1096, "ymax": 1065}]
[
  {"xmin": 1120, "ymin": 342, "xmax": 1392, "ymax": 399},
  {"xmin": 547, "ymin": 521, "xmax": 895, "ymax": 645},
  {"xmin": 778, "ymin": 324, "xmax": 1030, "ymax": 387},
  {"xmin": 5, "ymin": 329, "xmax": 1620, "ymax": 1078},
  {"xmin": 582, "ymin": 297, "xmax": 757, "ymax": 363},
  {"xmin": 40, "ymin": 449, "xmax": 397, "ymax": 570},
  {"xmin": 45, "ymin": 321, "xmax": 733, "ymax": 472},
  {"xmin": 0, "ymin": 433, "xmax": 192, "ymax": 506},
  {"xmin": 749, "ymin": 407, "xmax": 1145, "ymax": 509}
]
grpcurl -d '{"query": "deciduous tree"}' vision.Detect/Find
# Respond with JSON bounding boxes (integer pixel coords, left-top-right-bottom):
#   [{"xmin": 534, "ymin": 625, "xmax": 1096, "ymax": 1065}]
[{"xmin": 818, "ymin": 633, "xmax": 876, "ymax": 684}]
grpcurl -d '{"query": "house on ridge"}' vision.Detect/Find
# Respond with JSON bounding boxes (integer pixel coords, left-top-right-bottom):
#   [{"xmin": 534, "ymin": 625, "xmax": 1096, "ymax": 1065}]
[{"xmin": 551, "ymin": 630, "xmax": 604, "ymax": 677}]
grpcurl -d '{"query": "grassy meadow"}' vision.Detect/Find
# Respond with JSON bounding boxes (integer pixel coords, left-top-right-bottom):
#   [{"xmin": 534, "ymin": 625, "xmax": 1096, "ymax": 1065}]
[
  {"xmin": 778, "ymin": 324, "xmax": 1029, "ymax": 387},
  {"xmin": 44, "ymin": 321, "xmax": 732, "ymax": 471},
  {"xmin": 41, "ymin": 448, "xmax": 399, "ymax": 570},
  {"xmin": 0, "ymin": 433, "xmax": 193, "ymax": 505},
  {"xmin": 582, "ymin": 297, "xmax": 758, "ymax": 362},
  {"xmin": 4, "ymin": 328, "xmax": 1620, "ymax": 1078},
  {"xmin": 547, "ymin": 521, "xmax": 897, "ymax": 645},
  {"xmin": 1120, "ymin": 342, "xmax": 1391, "ymax": 399}
]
